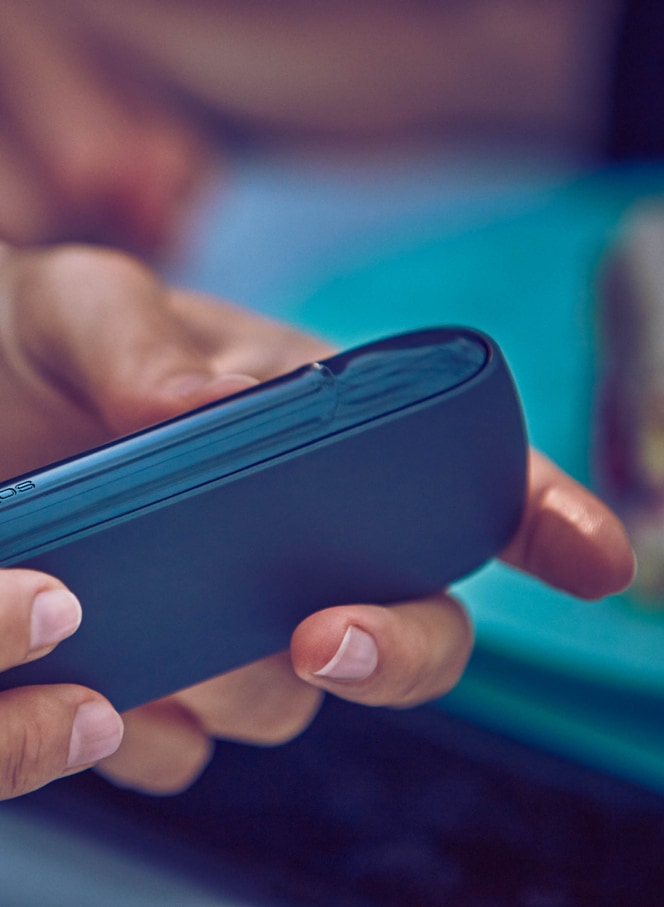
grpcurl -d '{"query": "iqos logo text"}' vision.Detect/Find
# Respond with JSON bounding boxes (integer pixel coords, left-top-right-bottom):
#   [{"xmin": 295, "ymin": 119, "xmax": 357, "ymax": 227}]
[{"xmin": 0, "ymin": 481, "xmax": 35, "ymax": 502}]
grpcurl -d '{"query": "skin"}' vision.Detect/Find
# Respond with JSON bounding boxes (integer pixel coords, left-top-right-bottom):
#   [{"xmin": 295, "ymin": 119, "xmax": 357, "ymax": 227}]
[
  {"xmin": 0, "ymin": 243, "xmax": 635, "ymax": 798},
  {"xmin": 0, "ymin": 0, "xmax": 621, "ymax": 251}
]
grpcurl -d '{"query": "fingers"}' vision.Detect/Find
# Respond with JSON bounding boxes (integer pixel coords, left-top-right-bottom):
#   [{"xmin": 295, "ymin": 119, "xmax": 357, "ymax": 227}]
[
  {"xmin": 501, "ymin": 450, "xmax": 637, "ymax": 600},
  {"xmin": 91, "ymin": 448, "xmax": 634, "ymax": 797},
  {"xmin": 97, "ymin": 654, "xmax": 322, "ymax": 795},
  {"xmin": 96, "ymin": 595, "xmax": 468, "ymax": 794},
  {"xmin": 291, "ymin": 593, "xmax": 473, "ymax": 708},
  {"xmin": 95, "ymin": 699, "xmax": 213, "ymax": 796},
  {"xmin": 287, "ymin": 448, "xmax": 634, "ymax": 720},
  {"xmin": 5, "ymin": 247, "xmax": 258, "ymax": 436},
  {"xmin": 167, "ymin": 293, "xmax": 334, "ymax": 382},
  {"xmin": 0, "ymin": 242, "xmax": 331, "ymax": 481},
  {"xmin": 0, "ymin": 568, "xmax": 123, "ymax": 798},
  {"xmin": 0, "ymin": 568, "xmax": 81, "ymax": 669},
  {"xmin": 174, "ymin": 653, "xmax": 324, "ymax": 745},
  {"xmin": 97, "ymin": 593, "xmax": 468, "ymax": 796},
  {"xmin": 0, "ymin": 686, "xmax": 123, "ymax": 799}
]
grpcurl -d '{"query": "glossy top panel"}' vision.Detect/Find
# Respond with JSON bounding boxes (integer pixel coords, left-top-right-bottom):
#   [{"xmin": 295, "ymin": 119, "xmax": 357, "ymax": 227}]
[{"xmin": 0, "ymin": 328, "xmax": 489, "ymax": 563}]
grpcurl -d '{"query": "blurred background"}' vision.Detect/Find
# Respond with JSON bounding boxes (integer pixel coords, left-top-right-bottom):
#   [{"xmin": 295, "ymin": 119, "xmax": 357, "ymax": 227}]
[{"xmin": 3, "ymin": 1, "xmax": 664, "ymax": 904}]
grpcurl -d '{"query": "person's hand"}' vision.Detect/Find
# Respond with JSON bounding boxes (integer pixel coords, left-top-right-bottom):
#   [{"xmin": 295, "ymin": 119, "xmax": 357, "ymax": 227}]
[
  {"xmin": 0, "ymin": 240, "xmax": 332, "ymax": 798},
  {"xmin": 0, "ymin": 243, "xmax": 635, "ymax": 797},
  {"xmin": 0, "ymin": 2, "xmax": 209, "ymax": 252},
  {"xmin": 0, "ymin": 568, "xmax": 124, "ymax": 799}
]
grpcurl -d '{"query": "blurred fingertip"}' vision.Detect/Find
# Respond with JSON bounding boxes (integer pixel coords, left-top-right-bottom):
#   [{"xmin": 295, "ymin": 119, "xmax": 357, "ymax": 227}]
[
  {"xmin": 161, "ymin": 371, "xmax": 259, "ymax": 406},
  {"xmin": 530, "ymin": 496, "xmax": 638, "ymax": 600},
  {"xmin": 95, "ymin": 701, "xmax": 213, "ymax": 795}
]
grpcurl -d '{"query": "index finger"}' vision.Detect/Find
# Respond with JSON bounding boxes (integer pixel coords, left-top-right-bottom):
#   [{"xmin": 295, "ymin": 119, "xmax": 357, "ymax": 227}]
[
  {"xmin": 500, "ymin": 449, "xmax": 636, "ymax": 600},
  {"xmin": 2, "ymin": 246, "xmax": 255, "ymax": 434}
]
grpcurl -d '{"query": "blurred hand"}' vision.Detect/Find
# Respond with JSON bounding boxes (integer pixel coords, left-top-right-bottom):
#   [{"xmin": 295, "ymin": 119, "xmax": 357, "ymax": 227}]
[
  {"xmin": 0, "ymin": 2, "xmax": 210, "ymax": 252},
  {"xmin": 0, "ymin": 0, "xmax": 616, "ymax": 250},
  {"xmin": 0, "ymin": 243, "xmax": 635, "ymax": 796}
]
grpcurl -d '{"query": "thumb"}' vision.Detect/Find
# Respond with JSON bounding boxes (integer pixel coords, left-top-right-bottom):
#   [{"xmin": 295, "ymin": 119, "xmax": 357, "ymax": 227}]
[
  {"xmin": 10, "ymin": 245, "xmax": 257, "ymax": 435},
  {"xmin": 0, "ymin": 686, "xmax": 124, "ymax": 799}
]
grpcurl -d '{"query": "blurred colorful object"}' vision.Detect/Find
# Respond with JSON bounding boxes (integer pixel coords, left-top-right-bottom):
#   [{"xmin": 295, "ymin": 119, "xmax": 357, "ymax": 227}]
[{"xmin": 596, "ymin": 203, "xmax": 664, "ymax": 602}]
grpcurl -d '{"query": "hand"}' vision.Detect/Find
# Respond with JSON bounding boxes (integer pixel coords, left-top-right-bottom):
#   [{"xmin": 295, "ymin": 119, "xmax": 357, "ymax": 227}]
[
  {"xmin": 0, "ymin": 2, "xmax": 209, "ymax": 252},
  {"xmin": 0, "ymin": 243, "xmax": 635, "ymax": 797},
  {"xmin": 0, "ymin": 240, "xmax": 331, "ymax": 797},
  {"xmin": 0, "ymin": 568, "xmax": 123, "ymax": 799}
]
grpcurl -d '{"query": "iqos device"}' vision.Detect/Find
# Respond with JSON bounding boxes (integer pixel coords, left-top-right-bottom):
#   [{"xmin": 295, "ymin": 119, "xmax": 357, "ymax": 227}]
[{"xmin": 0, "ymin": 327, "xmax": 527, "ymax": 710}]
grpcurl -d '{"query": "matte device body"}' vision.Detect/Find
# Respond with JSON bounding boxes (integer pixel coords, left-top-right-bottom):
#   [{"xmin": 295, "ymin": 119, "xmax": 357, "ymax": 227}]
[{"xmin": 0, "ymin": 328, "xmax": 527, "ymax": 711}]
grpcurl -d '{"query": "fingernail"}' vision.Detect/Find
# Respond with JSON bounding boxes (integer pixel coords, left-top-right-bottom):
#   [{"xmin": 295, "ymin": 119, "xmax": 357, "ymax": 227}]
[
  {"xmin": 30, "ymin": 589, "xmax": 82, "ymax": 652},
  {"xmin": 314, "ymin": 626, "xmax": 378, "ymax": 682},
  {"xmin": 67, "ymin": 701, "xmax": 124, "ymax": 769}
]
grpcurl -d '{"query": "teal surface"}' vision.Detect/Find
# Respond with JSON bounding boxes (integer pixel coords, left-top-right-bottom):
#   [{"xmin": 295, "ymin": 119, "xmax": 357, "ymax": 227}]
[{"xmin": 282, "ymin": 165, "xmax": 664, "ymax": 790}]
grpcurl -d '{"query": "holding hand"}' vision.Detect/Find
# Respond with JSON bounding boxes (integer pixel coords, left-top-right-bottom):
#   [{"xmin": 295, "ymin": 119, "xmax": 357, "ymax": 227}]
[
  {"xmin": 0, "ymin": 568, "xmax": 123, "ymax": 798},
  {"xmin": 0, "ymin": 244, "xmax": 635, "ymax": 797}
]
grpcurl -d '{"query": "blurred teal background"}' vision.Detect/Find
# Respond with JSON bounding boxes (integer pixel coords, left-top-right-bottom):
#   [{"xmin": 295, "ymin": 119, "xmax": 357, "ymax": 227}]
[{"xmin": 170, "ymin": 149, "xmax": 664, "ymax": 790}]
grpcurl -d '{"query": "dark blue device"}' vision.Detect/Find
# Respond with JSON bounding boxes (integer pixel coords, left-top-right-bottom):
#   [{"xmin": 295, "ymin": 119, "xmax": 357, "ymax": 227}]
[{"xmin": 0, "ymin": 327, "xmax": 527, "ymax": 711}]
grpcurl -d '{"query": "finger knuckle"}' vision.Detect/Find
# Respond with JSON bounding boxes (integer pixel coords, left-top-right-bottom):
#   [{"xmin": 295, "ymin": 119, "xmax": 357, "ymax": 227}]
[
  {"xmin": 240, "ymin": 691, "xmax": 324, "ymax": 747},
  {"xmin": 252, "ymin": 716, "xmax": 314, "ymax": 746},
  {"xmin": 22, "ymin": 245, "xmax": 148, "ymax": 300},
  {"xmin": 15, "ymin": 243, "xmax": 151, "ymax": 311},
  {"xmin": 435, "ymin": 609, "xmax": 474, "ymax": 697},
  {"xmin": 390, "ymin": 598, "xmax": 474, "ymax": 708},
  {"xmin": 1, "ymin": 718, "xmax": 48, "ymax": 799}
]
